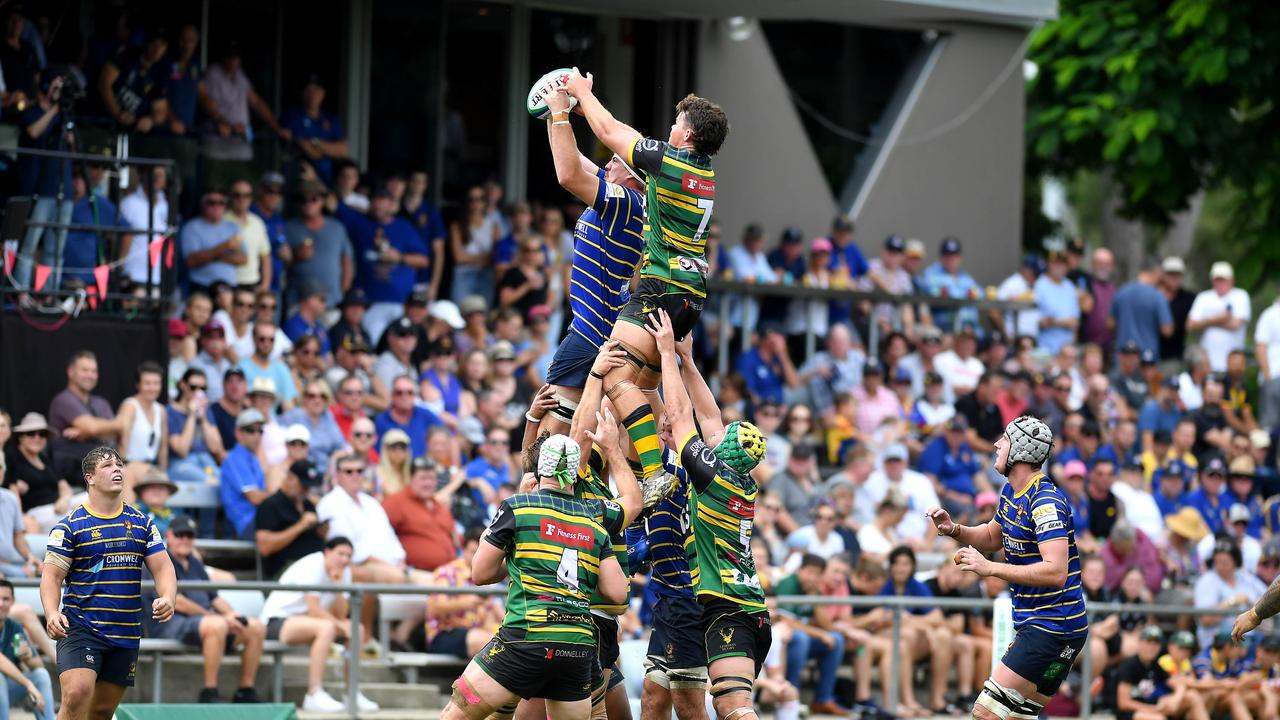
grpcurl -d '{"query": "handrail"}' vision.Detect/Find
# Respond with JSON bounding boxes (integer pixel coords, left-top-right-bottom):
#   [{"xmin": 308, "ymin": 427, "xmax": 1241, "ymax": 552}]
[{"xmin": 708, "ymin": 278, "xmax": 1035, "ymax": 312}]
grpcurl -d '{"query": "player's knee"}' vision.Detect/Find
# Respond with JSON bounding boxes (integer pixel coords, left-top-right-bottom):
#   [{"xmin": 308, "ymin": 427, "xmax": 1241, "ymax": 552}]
[
  {"xmin": 491, "ymin": 699, "xmax": 518, "ymax": 720},
  {"xmin": 714, "ymin": 701, "xmax": 757, "ymax": 720},
  {"xmin": 61, "ymin": 679, "xmax": 93, "ymax": 709},
  {"xmin": 973, "ymin": 678, "xmax": 1026, "ymax": 720}
]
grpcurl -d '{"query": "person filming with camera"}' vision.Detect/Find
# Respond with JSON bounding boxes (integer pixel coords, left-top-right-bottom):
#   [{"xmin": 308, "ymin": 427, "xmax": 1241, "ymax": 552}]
[{"xmin": 15, "ymin": 71, "xmax": 75, "ymax": 295}]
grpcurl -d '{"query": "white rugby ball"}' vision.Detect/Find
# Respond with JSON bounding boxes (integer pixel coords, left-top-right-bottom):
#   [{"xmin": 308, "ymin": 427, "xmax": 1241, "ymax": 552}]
[{"xmin": 527, "ymin": 68, "xmax": 578, "ymax": 120}]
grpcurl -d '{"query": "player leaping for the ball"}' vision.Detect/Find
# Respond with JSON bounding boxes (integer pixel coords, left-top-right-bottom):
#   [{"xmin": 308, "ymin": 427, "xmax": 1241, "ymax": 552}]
[
  {"xmin": 563, "ymin": 69, "xmax": 728, "ymax": 487},
  {"xmin": 646, "ymin": 309, "xmax": 769, "ymax": 720},
  {"xmin": 926, "ymin": 416, "xmax": 1089, "ymax": 720}
]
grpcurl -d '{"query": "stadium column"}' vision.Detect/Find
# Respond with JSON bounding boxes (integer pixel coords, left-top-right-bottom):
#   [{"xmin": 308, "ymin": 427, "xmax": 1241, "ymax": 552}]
[{"xmin": 502, "ymin": 3, "xmax": 531, "ymax": 203}]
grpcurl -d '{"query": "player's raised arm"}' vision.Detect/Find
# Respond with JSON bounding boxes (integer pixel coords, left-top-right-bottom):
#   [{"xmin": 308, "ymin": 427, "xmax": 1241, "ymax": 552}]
[
  {"xmin": 546, "ymin": 89, "xmax": 602, "ymax": 205},
  {"xmin": 646, "ymin": 310, "xmax": 695, "ymax": 442},
  {"xmin": 586, "ymin": 407, "xmax": 642, "ymax": 526},
  {"xmin": 564, "ymin": 69, "xmax": 643, "ymax": 164},
  {"xmin": 675, "ymin": 333, "xmax": 724, "ymax": 443},
  {"xmin": 568, "ymin": 341, "xmax": 627, "ymax": 453},
  {"xmin": 927, "ymin": 507, "xmax": 1003, "ymax": 552}
]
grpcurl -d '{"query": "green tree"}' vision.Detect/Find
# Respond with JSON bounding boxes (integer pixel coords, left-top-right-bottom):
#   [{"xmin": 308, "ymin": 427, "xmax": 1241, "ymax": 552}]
[{"xmin": 1026, "ymin": 0, "xmax": 1280, "ymax": 289}]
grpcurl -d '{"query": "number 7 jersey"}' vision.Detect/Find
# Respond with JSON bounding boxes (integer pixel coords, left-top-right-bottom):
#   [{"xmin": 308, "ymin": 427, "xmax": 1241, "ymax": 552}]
[
  {"xmin": 628, "ymin": 138, "xmax": 715, "ymax": 298},
  {"xmin": 677, "ymin": 430, "xmax": 766, "ymax": 611}
]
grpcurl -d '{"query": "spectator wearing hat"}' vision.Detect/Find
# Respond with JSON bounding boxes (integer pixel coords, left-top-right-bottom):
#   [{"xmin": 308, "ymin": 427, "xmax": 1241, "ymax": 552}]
[
  {"xmin": 1110, "ymin": 258, "xmax": 1175, "ymax": 360},
  {"xmin": 422, "ymin": 299, "xmax": 465, "ymax": 364},
  {"xmin": 953, "ymin": 371, "xmax": 1004, "ymax": 454},
  {"xmin": 329, "ymin": 288, "xmax": 372, "ymax": 355},
  {"xmin": 1033, "ymin": 250, "xmax": 1080, "ymax": 356},
  {"xmin": 851, "ymin": 358, "xmax": 898, "ymax": 437},
  {"xmin": 1102, "ymin": 519, "xmax": 1165, "ymax": 595},
  {"xmin": 285, "ymin": 179, "xmax": 354, "ymax": 308},
  {"xmin": 238, "ymin": 320, "xmax": 298, "ymax": 411},
  {"xmin": 1198, "ymin": 502, "xmax": 1262, "ymax": 575},
  {"xmin": 189, "ymin": 321, "xmax": 234, "ymax": 402},
  {"xmin": 279, "ymin": 380, "xmax": 345, "ymax": 471},
  {"xmin": 281, "ymin": 281, "xmax": 332, "ymax": 357},
  {"xmin": 280, "ymin": 75, "xmax": 348, "ymax": 184},
  {"xmin": 932, "ymin": 325, "xmax": 984, "ymax": 403},
  {"xmin": 251, "ymin": 172, "xmax": 289, "ymax": 294},
  {"xmin": 916, "ymin": 415, "xmax": 987, "ymax": 522},
  {"xmin": 374, "ymin": 375, "xmax": 442, "ymax": 458},
  {"xmin": 1186, "ymin": 457, "xmax": 1231, "ymax": 537},
  {"xmin": 167, "ymin": 368, "xmax": 227, "ymax": 485},
  {"xmin": 182, "ymin": 189, "xmax": 244, "ymax": 296},
  {"xmin": 1153, "ymin": 256, "xmax": 1192, "ymax": 359},
  {"xmin": 994, "ymin": 253, "xmax": 1043, "ymax": 339},
  {"xmin": 247, "ymin": 377, "xmax": 288, "ymax": 465},
  {"xmin": 1194, "ymin": 538, "xmax": 1266, "ymax": 650},
  {"xmin": 220, "ymin": 409, "xmax": 269, "ymax": 539},
  {"xmin": 737, "ymin": 325, "xmax": 799, "ymax": 407},
  {"xmin": 132, "ymin": 467, "xmax": 180, "ymax": 537},
  {"xmin": 1163, "ymin": 507, "xmax": 1209, "ymax": 586},
  {"xmin": 921, "ymin": 235, "xmax": 980, "ymax": 332},
  {"xmin": 372, "ymin": 317, "xmax": 418, "ymax": 394},
  {"xmin": 255, "ymin": 459, "xmax": 326, "ymax": 579},
  {"xmin": 337, "ymin": 183, "xmax": 430, "ymax": 344},
  {"xmin": 1251, "ymin": 429, "xmax": 1279, "ymax": 498},
  {"xmin": 798, "ymin": 323, "xmax": 864, "ymax": 419},
  {"xmin": 765, "ymin": 226, "xmax": 807, "ymax": 332},
  {"xmin": 146, "ymin": 516, "xmax": 266, "ymax": 704},
  {"xmin": 863, "ymin": 443, "xmax": 941, "ymax": 545},
  {"xmin": 1188, "ymin": 261, "xmax": 1251, "ymax": 372}
]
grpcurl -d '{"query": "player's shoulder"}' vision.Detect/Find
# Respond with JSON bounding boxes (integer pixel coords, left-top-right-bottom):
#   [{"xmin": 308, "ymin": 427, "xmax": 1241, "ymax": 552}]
[
  {"xmin": 634, "ymin": 137, "xmax": 668, "ymax": 155},
  {"xmin": 1030, "ymin": 475, "xmax": 1069, "ymax": 504}
]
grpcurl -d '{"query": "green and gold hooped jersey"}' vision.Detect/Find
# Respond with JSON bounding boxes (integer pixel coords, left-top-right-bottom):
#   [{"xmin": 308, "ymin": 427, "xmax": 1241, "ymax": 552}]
[
  {"xmin": 483, "ymin": 489, "xmax": 615, "ymax": 644},
  {"xmin": 677, "ymin": 430, "xmax": 767, "ymax": 610},
  {"xmin": 628, "ymin": 138, "xmax": 714, "ymax": 298},
  {"xmin": 575, "ymin": 446, "xmax": 631, "ymax": 615}
]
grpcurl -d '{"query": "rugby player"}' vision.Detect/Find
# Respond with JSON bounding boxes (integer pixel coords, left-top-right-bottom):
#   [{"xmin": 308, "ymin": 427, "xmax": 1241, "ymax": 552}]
[
  {"xmin": 927, "ymin": 416, "xmax": 1089, "ymax": 720},
  {"xmin": 42, "ymin": 447, "xmax": 177, "ymax": 720},
  {"xmin": 564, "ymin": 69, "xmax": 728, "ymax": 484},
  {"xmin": 443, "ymin": 435, "xmax": 628, "ymax": 720},
  {"xmin": 647, "ymin": 309, "xmax": 770, "ymax": 720}
]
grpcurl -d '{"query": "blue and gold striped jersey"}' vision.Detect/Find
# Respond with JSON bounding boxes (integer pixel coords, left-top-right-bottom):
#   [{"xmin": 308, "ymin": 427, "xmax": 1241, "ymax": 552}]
[
  {"xmin": 998, "ymin": 473, "xmax": 1089, "ymax": 637},
  {"xmin": 568, "ymin": 169, "xmax": 644, "ymax": 345},
  {"xmin": 644, "ymin": 447, "xmax": 698, "ymax": 599},
  {"xmin": 47, "ymin": 503, "xmax": 165, "ymax": 648}
]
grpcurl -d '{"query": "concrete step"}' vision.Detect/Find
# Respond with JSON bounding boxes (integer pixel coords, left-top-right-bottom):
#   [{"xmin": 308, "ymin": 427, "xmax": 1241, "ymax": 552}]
[
  {"xmin": 127, "ymin": 653, "xmax": 408, "ymax": 703},
  {"xmin": 283, "ymin": 682, "xmax": 441, "ymax": 710}
]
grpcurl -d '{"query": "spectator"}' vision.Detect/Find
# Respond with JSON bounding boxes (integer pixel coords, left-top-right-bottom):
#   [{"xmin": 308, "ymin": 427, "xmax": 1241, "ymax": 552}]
[
  {"xmin": 851, "ymin": 359, "xmax": 898, "ymax": 438},
  {"xmin": 419, "ymin": 344, "xmax": 468, "ymax": 423},
  {"xmin": 855, "ymin": 490, "xmax": 909, "ymax": 561},
  {"xmin": 728, "ymin": 223, "xmax": 774, "ymax": 329},
  {"xmin": 279, "ymin": 381, "xmax": 344, "ymax": 470},
  {"xmin": 254, "ymin": 459, "xmax": 326, "ymax": 579},
  {"xmin": 162, "ymin": 24, "xmax": 203, "ymax": 135},
  {"xmin": 1178, "ymin": 346, "xmax": 1211, "ymax": 412},
  {"xmin": 922, "ymin": 236, "xmax": 979, "ymax": 332},
  {"xmin": 1153, "ymin": 458, "xmax": 1192, "ymax": 518},
  {"xmin": 402, "ymin": 170, "xmax": 447, "ymax": 300},
  {"xmin": 862, "ymin": 443, "xmax": 940, "ymax": 544},
  {"xmin": 923, "ymin": 555, "xmax": 986, "ymax": 708},
  {"xmin": 797, "ymin": 323, "xmax": 863, "ymax": 419},
  {"xmin": 1163, "ymin": 507, "xmax": 1209, "ymax": 587},
  {"xmin": 247, "ymin": 377, "xmax": 287, "ymax": 466},
  {"xmin": 1255, "ymin": 294, "xmax": 1280, "ymax": 430},
  {"xmin": 280, "ymin": 75, "xmax": 348, "ymax": 184},
  {"xmin": 422, "ymin": 527, "xmax": 499, "ymax": 658},
  {"xmin": 132, "ymin": 468, "xmax": 179, "ymax": 536},
  {"xmin": 880, "ymin": 546, "xmax": 958, "ymax": 715},
  {"xmin": 1197, "ymin": 504, "xmax": 1261, "ymax": 574},
  {"xmin": 1139, "ymin": 376, "xmax": 1182, "ymax": 454},
  {"xmin": 11, "ymin": 71, "xmax": 69, "ymax": 293},
  {"xmin": 787, "ymin": 237, "xmax": 834, "ymax": 341},
  {"xmin": 917, "ymin": 415, "xmax": 986, "ymax": 521},
  {"xmin": 0, "ymin": 8, "xmax": 38, "ymax": 96},
  {"xmin": 860, "ymin": 234, "xmax": 917, "ymax": 336},
  {"xmin": 182, "ymin": 189, "xmax": 244, "ymax": 295},
  {"xmin": 1101, "ymin": 520, "xmax": 1165, "ymax": 594},
  {"xmin": 238, "ymin": 321, "xmax": 298, "ymax": 410},
  {"xmin": 1155, "ymin": 256, "xmax": 1195, "ymax": 362},
  {"xmin": 1034, "ymin": 250, "xmax": 1080, "ymax": 355},
  {"xmin": 1224, "ymin": 457, "xmax": 1263, "ymax": 538},
  {"xmin": 341, "ymin": 186, "xmax": 429, "ymax": 342},
  {"xmin": 449, "ymin": 185, "xmax": 500, "ymax": 303},
  {"xmin": 219, "ymin": 288, "xmax": 257, "ymax": 364},
  {"xmin": 98, "ymin": 27, "xmax": 169, "ymax": 134},
  {"xmin": 328, "ymin": 375, "xmax": 368, "ymax": 443},
  {"xmin": 266, "ymin": 425, "xmax": 312, "ymax": 495},
  {"xmin": 1113, "ymin": 625, "xmax": 1209, "ymax": 720},
  {"xmin": 1193, "ymin": 538, "xmax": 1265, "ymax": 649},
  {"xmin": 1192, "ymin": 632, "xmax": 1262, "ymax": 719},
  {"xmin": 464, "ymin": 429, "xmax": 514, "ymax": 492},
  {"xmin": 900, "ymin": 325, "xmax": 945, "ymax": 399},
  {"xmin": 1111, "ymin": 460, "xmax": 1163, "ymax": 541},
  {"xmin": 776, "ymin": 554, "xmax": 848, "ymax": 716},
  {"xmin": 1080, "ymin": 247, "xmax": 1118, "ymax": 352},
  {"xmin": 737, "ymin": 325, "xmax": 799, "ymax": 406},
  {"xmin": 0, "ymin": 578, "xmax": 53, "ymax": 720},
  {"xmin": 1189, "ymin": 377, "xmax": 1233, "ymax": 459},
  {"xmin": 1187, "ymin": 261, "xmax": 1251, "ymax": 372},
  {"xmin": 374, "ymin": 375, "xmax": 442, "ymax": 458},
  {"xmin": 993, "ymin": 369, "xmax": 1031, "ymax": 427},
  {"xmin": 201, "ymin": 42, "xmax": 289, "ymax": 164},
  {"xmin": 994, "ymin": 253, "xmax": 1043, "ymax": 339},
  {"xmin": 259, "ymin": 537, "xmax": 371, "ymax": 713},
  {"xmin": 1110, "ymin": 341, "xmax": 1149, "ymax": 413},
  {"xmin": 373, "ymin": 429, "xmax": 412, "ymax": 497},
  {"xmin": 285, "ymin": 180, "xmax": 353, "ymax": 309},
  {"xmin": 1109, "ymin": 259, "xmax": 1175, "ymax": 360},
  {"xmin": 225, "ymin": 179, "xmax": 271, "ymax": 291},
  {"xmin": 1083, "ymin": 457, "xmax": 1122, "ymax": 545},
  {"xmin": 317, "ymin": 453, "xmax": 410, "ymax": 584},
  {"xmin": 373, "ymin": 318, "xmax": 418, "ymax": 393},
  {"xmin": 189, "ymin": 322, "xmax": 234, "ymax": 402},
  {"xmin": 933, "ymin": 326, "xmax": 985, "ymax": 402},
  {"xmin": 61, "ymin": 167, "xmax": 119, "ymax": 289},
  {"xmin": 117, "ymin": 361, "xmax": 168, "ymax": 470},
  {"xmin": 907, "ymin": 371, "xmax": 955, "ymax": 447},
  {"xmin": 783, "ymin": 502, "xmax": 846, "ymax": 565},
  {"xmin": 496, "ymin": 239, "xmax": 550, "ymax": 318},
  {"xmin": 167, "ymin": 368, "xmax": 226, "ymax": 484},
  {"xmin": 954, "ymin": 371, "xmax": 1004, "ymax": 454},
  {"xmin": 220, "ymin": 409, "xmax": 268, "ymax": 539},
  {"xmin": 770, "ymin": 444, "xmax": 822, "ymax": 530},
  {"xmin": 329, "ymin": 288, "xmax": 372, "ymax": 354},
  {"xmin": 113, "ymin": 166, "xmax": 170, "ymax": 288},
  {"xmin": 47, "ymin": 351, "xmax": 118, "ymax": 482},
  {"xmin": 145, "ymin": 517, "xmax": 265, "ymax": 703},
  {"xmin": 384, "ymin": 457, "xmax": 460, "ymax": 573}
]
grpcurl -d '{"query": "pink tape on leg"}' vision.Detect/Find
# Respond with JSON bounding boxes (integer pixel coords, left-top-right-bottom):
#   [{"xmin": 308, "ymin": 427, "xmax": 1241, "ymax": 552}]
[{"xmin": 458, "ymin": 678, "xmax": 483, "ymax": 706}]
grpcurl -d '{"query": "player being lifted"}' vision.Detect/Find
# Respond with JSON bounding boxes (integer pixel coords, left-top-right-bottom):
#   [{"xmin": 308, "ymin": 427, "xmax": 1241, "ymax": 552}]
[
  {"xmin": 563, "ymin": 69, "xmax": 728, "ymax": 485},
  {"xmin": 534, "ymin": 83, "xmax": 645, "ymax": 437},
  {"xmin": 442, "ymin": 434, "xmax": 629, "ymax": 720},
  {"xmin": 647, "ymin": 309, "xmax": 769, "ymax": 720},
  {"xmin": 927, "ymin": 417, "xmax": 1089, "ymax": 720}
]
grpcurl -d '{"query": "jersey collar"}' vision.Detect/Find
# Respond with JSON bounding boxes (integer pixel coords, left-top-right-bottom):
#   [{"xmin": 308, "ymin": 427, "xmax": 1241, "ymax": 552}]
[
  {"xmin": 1012, "ymin": 472, "xmax": 1046, "ymax": 499},
  {"xmin": 83, "ymin": 502, "xmax": 124, "ymax": 520}
]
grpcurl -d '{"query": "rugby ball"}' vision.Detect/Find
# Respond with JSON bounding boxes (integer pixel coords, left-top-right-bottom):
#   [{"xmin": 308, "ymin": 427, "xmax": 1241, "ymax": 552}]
[{"xmin": 527, "ymin": 68, "xmax": 578, "ymax": 120}]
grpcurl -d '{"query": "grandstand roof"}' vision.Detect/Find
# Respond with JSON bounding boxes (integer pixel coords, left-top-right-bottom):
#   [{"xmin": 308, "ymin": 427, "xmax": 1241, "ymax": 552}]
[{"xmin": 526, "ymin": 0, "xmax": 1056, "ymax": 28}]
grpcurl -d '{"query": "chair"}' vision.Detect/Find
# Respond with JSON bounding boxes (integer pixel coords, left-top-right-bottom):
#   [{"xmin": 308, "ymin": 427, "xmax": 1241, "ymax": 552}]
[{"xmin": 377, "ymin": 594, "xmax": 428, "ymax": 656}]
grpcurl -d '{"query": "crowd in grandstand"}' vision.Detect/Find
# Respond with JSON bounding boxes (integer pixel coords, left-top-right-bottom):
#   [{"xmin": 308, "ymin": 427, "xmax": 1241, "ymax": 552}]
[{"xmin": 7, "ymin": 6, "xmax": 1280, "ymax": 719}]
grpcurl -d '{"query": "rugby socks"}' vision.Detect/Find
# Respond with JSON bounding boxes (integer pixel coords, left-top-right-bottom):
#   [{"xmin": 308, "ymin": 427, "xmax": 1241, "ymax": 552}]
[{"xmin": 623, "ymin": 405, "xmax": 664, "ymax": 478}]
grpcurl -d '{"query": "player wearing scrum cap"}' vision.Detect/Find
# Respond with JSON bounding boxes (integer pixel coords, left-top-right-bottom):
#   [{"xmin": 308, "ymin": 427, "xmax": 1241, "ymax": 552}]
[{"xmin": 927, "ymin": 416, "xmax": 1088, "ymax": 720}]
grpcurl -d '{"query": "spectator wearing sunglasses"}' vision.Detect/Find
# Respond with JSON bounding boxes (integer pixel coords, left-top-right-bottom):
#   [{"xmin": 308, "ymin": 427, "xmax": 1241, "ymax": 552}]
[
  {"xmin": 373, "ymin": 375, "xmax": 443, "ymax": 458},
  {"xmin": 181, "ymin": 189, "xmax": 244, "ymax": 297},
  {"xmin": 279, "ymin": 380, "xmax": 344, "ymax": 470},
  {"xmin": 238, "ymin": 320, "xmax": 298, "ymax": 411},
  {"xmin": 220, "ymin": 409, "xmax": 269, "ymax": 540},
  {"xmin": 285, "ymin": 179, "xmax": 354, "ymax": 309},
  {"xmin": 167, "ymin": 368, "xmax": 226, "ymax": 485}
]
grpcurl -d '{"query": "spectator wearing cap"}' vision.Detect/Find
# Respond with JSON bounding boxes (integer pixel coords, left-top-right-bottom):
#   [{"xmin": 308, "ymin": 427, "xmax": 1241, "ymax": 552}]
[
  {"xmin": 764, "ymin": 226, "xmax": 806, "ymax": 335},
  {"xmin": 916, "ymin": 415, "xmax": 987, "ymax": 521},
  {"xmin": 1224, "ymin": 456, "xmax": 1263, "ymax": 538},
  {"xmin": 251, "ymin": 173, "xmax": 289, "ymax": 293},
  {"xmin": 286, "ymin": 179, "xmax": 354, "ymax": 308},
  {"xmin": 132, "ymin": 467, "xmax": 179, "ymax": 537},
  {"xmin": 921, "ymin": 235, "xmax": 980, "ymax": 332},
  {"xmin": 798, "ymin": 323, "xmax": 864, "ymax": 418},
  {"xmin": 280, "ymin": 281, "xmax": 333, "ymax": 358},
  {"xmin": 267, "ymin": 425, "xmax": 313, "ymax": 496},
  {"xmin": 1186, "ymin": 457, "xmax": 1231, "ymax": 536},
  {"xmin": 1111, "ymin": 258, "xmax": 1174, "ymax": 360},
  {"xmin": 858, "ymin": 234, "xmax": 917, "ymax": 335},
  {"xmin": 1102, "ymin": 519, "xmax": 1165, "ymax": 595},
  {"xmin": 932, "ymin": 325, "xmax": 985, "ymax": 403},
  {"xmin": 993, "ymin": 253, "xmax": 1043, "ymax": 339},
  {"xmin": 247, "ymin": 377, "xmax": 288, "ymax": 465},
  {"xmin": 372, "ymin": 317, "xmax": 418, "ymax": 394},
  {"xmin": 255, "ymin": 458, "xmax": 326, "ymax": 579},
  {"xmin": 374, "ymin": 375, "xmax": 442, "ymax": 458},
  {"xmin": 220, "ymin": 409, "xmax": 269, "ymax": 539},
  {"xmin": 1251, "ymin": 429, "xmax": 1279, "ymax": 498},
  {"xmin": 824, "ymin": 215, "xmax": 870, "ymax": 326},
  {"xmin": 181, "ymin": 189, "xmax": 244, "ymax": 296},
  {"xmin": 736, "ymin": 325, "xmax": 799, "ymax": 407},
  {"xmin": 1153, "ymin": 458, "xmax": 1192, "ymax": 518},
  {"xmin": 1194, "ymin": 538, "xmax": 1266, "ymax": 649},
  {"xmin": 208, "ymin": 367, "xmax": 248, "ymax": 451},
  {"xmin": 279, "ymin": 380, "xmax": 345, "ymax": 471},
  {"xmin": 863, "ymin": 443, "xmax": 941, "ymax": 544},
  {"xmin": 189, "ymin": 321, "xmax": 234, "ymax": 402},
  {"xmin": 327, "ymin": 335, "xmax": 387, "ymax": 414},
  {"xmin": 280, "ymin": 75, "xmax": 347, "ymax": 184},
  {"xmin": 1155, "ymin": 256, "xmax": 1194, "ymax": 361},
  {"xmin": 1111, "ymin": 341, "xmax": 1150, "ymax": 413},
  {"xmin": 1163, "ymin": 507, "xmax": 1209, "ymax": 586},
  {"xmin": 953, "ymin": 371, "xmax": 1005, "ymax": 454},
  {"xmin": 851, "ymin": 358, "xmax": 898, "ymax": 437},
  {"xmin": 1187, "ymin": 261, "xmax": 1251, "ymax": 372},
  {"xmin": 238, "ymin": 320, "xmax": 298, "ymax": 410},
  {"xmin": 167, "ymin": 368, "xmax": 227, "ymax": 485},
  {"xmin": 1033, "ymin": 250, "xmax": 1080, "ymax": 355},
  {"xmin": 226, "ymin": 178, "xmax": 272, "ymax": 291},
  {"xmin": 145, "ymin": 516, "xmax": 266, "ymax": 704},
  {"xmin": 1198, "ymin": 502, "xmax": 1262, "ymax": 575},
  {"xmin": 783, "ymin": 236, "xmax": 835, "ymax": 343}
]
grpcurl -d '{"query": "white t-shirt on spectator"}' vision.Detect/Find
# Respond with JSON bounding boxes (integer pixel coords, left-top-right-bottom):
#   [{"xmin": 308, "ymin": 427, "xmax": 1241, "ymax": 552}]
[
  {"xmin": 119, "ymin": 190, "xmax": 169, "ymax": 285},
  {"xmin": 784, "ymin": 526, "xmax": 845, "ymax": 561},
  {"xmin": 222, "ymin": 316, "xmax": 290, "ymax": 362},
  {"xmin": 260, "ymin": 550, "xmax": 352, "ymax": 621},
  {"xmin": 1109, "ymin": 483, "xmax": 1165, "ymax": 542},
  {"xmin": 1177, "ymin": 372, "xmax": 1204, "ymax": 412},
  {"xmin": 1193, "ymin": 568, "xmax": 1266, "ymax": 648},
  {"xmin": 1196, "ymin": 534, "xmax": 1261, "ymax": 575},
  {"xmin": 1255, "ymin": 300, "xmax": 1280, "ymax": 382},
  {"xmin": 996, "ymin": 272, "xmax": 1040, "ymax": 339},
  {"xmin": 932, "ymin": 350, "xmax": 985, "ymax": 403},
  {"xmin": 317, "ymin": 487, "xmax": 407, "ymax": 566},
  {"xmin": 856, "ymin": 524, "xmax": 900, "ymax": 558},
  {"xmin": 861, "ymin": 469, "xmax": 941, "ymax": 542},
  {"xmin": 1187, "ymin": 287, "xmax": 1251, "ymax": 371}
]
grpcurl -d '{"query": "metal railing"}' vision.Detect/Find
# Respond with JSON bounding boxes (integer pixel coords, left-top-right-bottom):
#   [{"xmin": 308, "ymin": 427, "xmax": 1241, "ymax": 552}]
[{"xmin": 9, "ymin": 577, "xmax": 1250, "ymax": 719}]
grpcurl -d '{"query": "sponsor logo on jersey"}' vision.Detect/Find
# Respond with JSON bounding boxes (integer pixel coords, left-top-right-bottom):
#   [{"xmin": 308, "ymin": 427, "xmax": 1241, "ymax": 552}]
[
  {"xmin": 49, "ymin": 529, "xmax": 65, "ymax": 548},
  {"xmin": 681, "ymin": 174, "xmax": 715, "ymax": 197},
  {"xmin": 541, "ymin": 519, "xmax": 594, "ymax": 550},
  {"xmin": 90, "ymin": 529, "xmax": 102, "ymax": 539},
  {"xmin": 606, "ymin": 184, "xmax": 626, "ymax": 199},
  {"xmin": 727, "ymin": 497, "xmax": 753, "ymax": 518},
  {"xmin": 104, "ymin": 553, "xmax": 136, "ymax": 566},
  {"xmin": 545, "ymin": 609, "xmax": 590, "ymax": 625},
  {"xmin": 1032, "ymin": 503, "xmax": 1065, "ymax": 532}
]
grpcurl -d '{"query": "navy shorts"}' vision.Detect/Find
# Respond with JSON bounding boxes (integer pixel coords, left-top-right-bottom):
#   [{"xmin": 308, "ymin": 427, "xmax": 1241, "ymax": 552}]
[
  {"xmin": 1000, "ymin": 625, "xmax": 1088, "ymax": 697},
  {"xmin": 646, "ymin": 596, "xmax": 707, "ymax": 675},
  {"xmin": 546, "ymin": 330, "xmax": 601, "ymax": 390},
  {"xmin": 57, "ymin": 622, "xmax": 139, "ymax": 687}
]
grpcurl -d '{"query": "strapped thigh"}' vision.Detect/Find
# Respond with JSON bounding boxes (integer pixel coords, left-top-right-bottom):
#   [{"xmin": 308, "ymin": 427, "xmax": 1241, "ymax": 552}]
[
  {"xmin": 708, "ymin": 675, "xmax": 754, "ymax": 699},
  {"xmin": 974, "ymin": 678, "xmax": 1026, "ymax": 720},
  {"xmin": 722, "ymin": 707, "xmax": 757, "ymax": 720},
  {"xmin": 1009, "ymin": 698, "xmax": 1044, "ymax": 720}
]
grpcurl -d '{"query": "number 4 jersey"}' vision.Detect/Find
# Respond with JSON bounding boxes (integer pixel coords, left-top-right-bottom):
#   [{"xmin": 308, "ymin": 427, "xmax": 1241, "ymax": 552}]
[
  {"xmin": 677, "ymin": 430, "xmax": 766, "ymax": 611},
  {"xmin": 484, "ymin": 489, "xmax": 618, "ymax": 645},
  {"xmin": 627, "ymin": 137, "xmax": 714, "ymax": 298}
]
